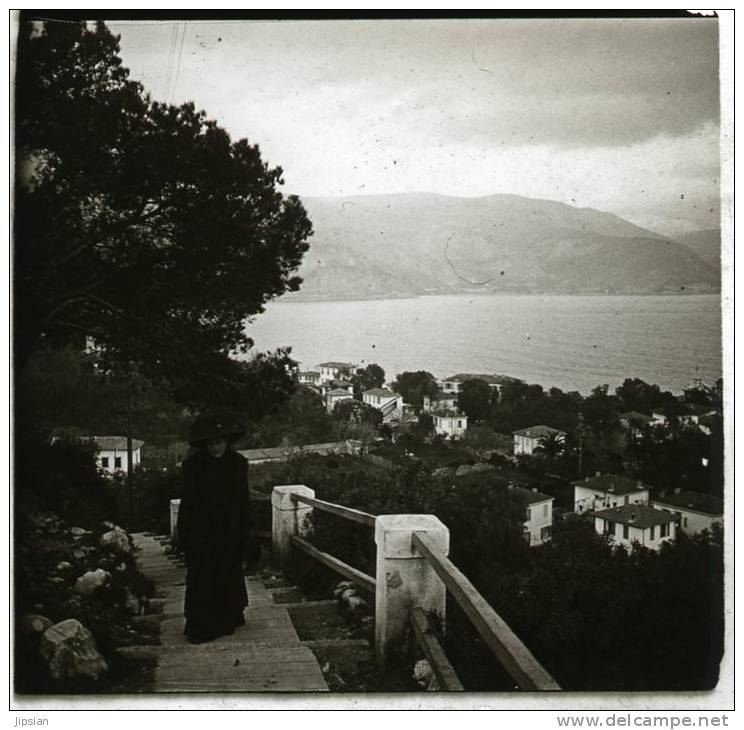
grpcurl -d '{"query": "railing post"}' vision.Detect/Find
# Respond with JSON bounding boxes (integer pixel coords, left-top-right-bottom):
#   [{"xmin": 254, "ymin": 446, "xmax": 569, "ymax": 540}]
[
  {"xmin": 271, "ymin": 485, "xmax": 315, "ymax": 570},
  {"xmin": 374, "ymin": 514, "xmax": 449, "ymax": 669},
  {"xmin": 169, "ymin": 499, "xmax": 181, "ymax": 541}
]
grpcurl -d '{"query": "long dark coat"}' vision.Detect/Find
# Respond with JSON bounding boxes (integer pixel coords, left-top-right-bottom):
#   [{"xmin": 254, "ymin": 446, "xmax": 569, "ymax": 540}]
[{"xmin": 176, "ymin": 448, "xmax": 251, "ymax": 640}]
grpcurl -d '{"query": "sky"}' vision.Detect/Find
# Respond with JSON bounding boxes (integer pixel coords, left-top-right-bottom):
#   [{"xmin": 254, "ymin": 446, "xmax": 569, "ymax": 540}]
[{"xmin": 108, "ymin": 17, "xmax": 721, "ymax": 236}]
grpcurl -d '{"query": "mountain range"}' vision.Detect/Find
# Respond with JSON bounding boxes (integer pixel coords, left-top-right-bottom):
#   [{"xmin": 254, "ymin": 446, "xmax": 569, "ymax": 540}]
[{"xmin": 286, "ymin": 193, "xmax": 720, "ymax": 300}]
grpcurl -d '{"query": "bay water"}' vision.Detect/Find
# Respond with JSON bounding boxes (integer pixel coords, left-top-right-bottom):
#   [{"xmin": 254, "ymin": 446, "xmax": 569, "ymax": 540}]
[{"xmin": 245, "ymin": 294, "xmax": 722, "ymax": 395}]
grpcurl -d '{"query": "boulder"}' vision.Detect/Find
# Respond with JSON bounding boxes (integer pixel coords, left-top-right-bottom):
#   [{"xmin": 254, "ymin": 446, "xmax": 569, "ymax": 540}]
[
  {"xmin": 40, "ymin": 619, "xmax": 108, "ymax": 681},
  {"xmin": 100, "ymin": 527, "xmax": 131, "ymax": 555},
  {"xmin": 56, "ymin": 561, "xmax": 72, "ymax": 572},
  {"xmin": 20, "ymin": 613, "xmax": 53, "ymax": 636},
  {"xmin": 74, "ymin": 569, "xmax": 111, "ymax": 596},
  {"xmin": 70, "ymin": 526, "xmax": 91, "ymax": 539}
]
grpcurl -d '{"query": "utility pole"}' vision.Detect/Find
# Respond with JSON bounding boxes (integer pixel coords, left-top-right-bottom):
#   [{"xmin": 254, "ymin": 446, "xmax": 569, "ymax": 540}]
[
  {"xmin": 126, "ymin": 366, "xmax": 134, "ymax": 530},
  {"xmin": 578, "ymin": 411, "xmax": 584, "ymax": 476}
]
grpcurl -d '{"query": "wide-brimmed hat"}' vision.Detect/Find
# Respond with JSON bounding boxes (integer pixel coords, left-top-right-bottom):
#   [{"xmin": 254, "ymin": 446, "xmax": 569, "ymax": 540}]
[{"xmin": 188, "ymin": 413, "xmax": 245, "ymax": 446}]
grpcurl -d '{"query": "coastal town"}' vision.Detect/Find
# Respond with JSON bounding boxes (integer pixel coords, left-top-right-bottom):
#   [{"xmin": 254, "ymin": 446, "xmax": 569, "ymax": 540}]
[{"xmin": 13, "ymin": 12, "xmax": 727, "ymax": 707}]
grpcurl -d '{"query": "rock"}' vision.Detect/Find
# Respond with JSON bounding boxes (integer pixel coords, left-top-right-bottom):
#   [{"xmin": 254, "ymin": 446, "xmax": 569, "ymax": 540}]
[
  {"xmin": 74, "ymin": 569, "xmax": 111, "ymax": 596},
  {"xmin": 72, "ymin": 549, "xmax": 87, "ymax": 561},
  {"xmin": 340, "ymin": 588, "xmax": 357, "ymax": 602},
  {"xmin": 100, "ymin": 527, "xmax": 131, "ymax": 555},
  {"xmin": 70, "ymin": 527, "xmax": 91, "ymax": 539},
  {"xmin": 21, "ymin": 614, "xmax": 53, "ymax": 636},
  {"xmin": 123, "ymin": 588, "xmax": 140, "ymax": 616},
  {"xmin": 346, "ymin": 595, "xmax": 367, "ymax": 611},
  {"xmin": 413, "ymin": 659, "xmax": 440, "ymax": 691},
  {"xmin": 56, "ymin": 561, "xmax": 72, "ymax": 572},
  {"xmin": 101, "ymin": 521, "xmax": 115, "ymax": 530},
  {"xmin": 40, "ymin": 619, "xmax": 108, "ymax": 681},
  {"xmin": 333, "ymin": 580, "xmax": 356, "ymax": 598},
  {"xmin": 115, "ymin": 562, "xmax": 127, "ymax": 573}
]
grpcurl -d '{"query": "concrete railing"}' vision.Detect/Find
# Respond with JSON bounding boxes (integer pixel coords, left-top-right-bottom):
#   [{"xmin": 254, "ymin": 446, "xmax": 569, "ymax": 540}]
[{"xmin": 271, "ymin": 484, "xmax": 560, "ymax": 691}]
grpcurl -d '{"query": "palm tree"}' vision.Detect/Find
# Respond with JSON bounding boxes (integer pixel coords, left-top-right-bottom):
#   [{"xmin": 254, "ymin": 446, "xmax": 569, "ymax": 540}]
[{"xmin": 534, "ymin": 432, "xmax": 565, "ymax": 461}]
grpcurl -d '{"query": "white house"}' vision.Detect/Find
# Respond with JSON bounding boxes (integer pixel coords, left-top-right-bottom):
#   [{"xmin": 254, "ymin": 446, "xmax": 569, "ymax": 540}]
[
  {"xmin": 439, "ymin": 373, "xmax": 519, "ymax": 396},
  {"xmin": 573, "ymin": 473, "xmax": 651, "ymax": 514},
  {"xmin": 512, "ymin": 425, "xmax": 566, "ymax": 456},
  {"xmin": 317, "ymin": 361, "xmax": 357, "ymax": 382},
  {"xmin": 652, "ymin": 490, "xmax": 723, "ymax": 537},
  {"xmin": 325, "ymin": 387, "xmax": 355, "ymax": 413},
  {"xmin": 508, "ymin": 485, "xmax": 554, "ymax": 545},
  {"xmin": 298, "ymin": 371, "xmax": 321, "ymax": 386},
  {"xmin": 363, "ymin": 388, "xmax": 404, "ymax": 422},
  {"xmin": 431, "ymin": 409, "xmax": 468, "ymax": 439},
  {"xmin": 592, "ymin": 504, "xmax": 676, "ymax": 551},
  {"xmin": 422, "ymin": 393, "xmax": 459, "ymax": 413},
  {"xmin": 89, "ymin": 436, "xmax": 144, "ymax": 474}
]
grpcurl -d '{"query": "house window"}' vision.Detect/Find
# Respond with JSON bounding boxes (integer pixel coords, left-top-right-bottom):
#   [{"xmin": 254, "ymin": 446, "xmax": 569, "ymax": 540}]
[
  {"xmin": 624, "ymin": 495, "xmax": 629, "ymax": 505},
  {"xmin": 457, "ymin": 420, "xmax": 462, "ymax": 428},
  {"xmin": 650, "ymin": 526, "xmax": 656, "ymax": 540},
  {"xmin": 114, "ymin": 456, "xmax": 122, "ymax": 469},
  {"xmin": 543, "ymin": 504, "xmax": 548, "ymax": 517},
  {"xmin": 101, "ymin": 457, "xmax": 109, "ymax": 468},
  {"xmin": 540, "ymin": 526, "xmax": 552, "ymax": 541},
  {"xmin": 660, "ymin": 523, "xmax": 668, "ymax": 538},
  {"xmin": 623, "ymin": 525, "xmax": 629, "ymax": 539},
  {"xmin": 526, "ymin": 508, "xmax": 531, "ymax": 522},
  {"xmin": 683, "ymin": 518, "xmax": 688, "ymax": 528},
  {"xmin": 603, "ymin": 520, "xmax": 613, "ymax": 535}
]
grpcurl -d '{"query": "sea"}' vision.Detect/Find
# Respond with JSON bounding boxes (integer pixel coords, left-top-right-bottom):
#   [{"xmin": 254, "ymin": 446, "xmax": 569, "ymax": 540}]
[{"xmin": 244, "ymin": 294, "xmax": 723, "ymax": 395}]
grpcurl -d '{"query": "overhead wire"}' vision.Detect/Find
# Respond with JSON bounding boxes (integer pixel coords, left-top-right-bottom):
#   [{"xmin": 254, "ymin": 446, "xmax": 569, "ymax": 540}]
[{"xmin": 170, "ymin": 21, "xmax": 187, "ymax": 104}]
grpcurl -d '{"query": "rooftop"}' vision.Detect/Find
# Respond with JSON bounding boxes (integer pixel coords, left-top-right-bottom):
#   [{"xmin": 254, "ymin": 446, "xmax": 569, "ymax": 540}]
[
  {"xmin": 572, "ymin": 474, "xmax": 651, "ymax": 496},
  {"xmin": 653, "ymin": 490, "xmax": 723, "ymax": 516},
  {"xmin": 593, "ymin": 504, "xmax": 677, "ymax": 529},
  {"xmin": 443, "ymin": 373, "xmax": 519, "ymax": 385},
  {"xmin": 88, "ymin": 436, "xmax": 145, "ymax": 451},
  {"xmin": 512, "ymin": 424, "xmax": 566, "ymax": 439},
  {"xmin": 317, "ymin": 361, "xmax": 356, "ymax": 369},
  {"xmin": 327, "ymin": 388, "xmax": 354, "ymax": 397},
  {"xmin": 618, "ymin": 411, "xmax": 652, "ymax": 422},
  {"xmin": 432, "ymin": 409, "xmax": 466, "ymax": 418},
  {"xmin": 364, "ymin": 388, "xmax": 399, "ymax": 398},
  {"xmin": 508, "ymin": 484, "xmax": 553, "ymax": 505}
]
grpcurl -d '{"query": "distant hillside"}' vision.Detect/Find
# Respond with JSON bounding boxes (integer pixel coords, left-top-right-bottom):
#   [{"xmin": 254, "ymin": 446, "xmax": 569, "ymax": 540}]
[
  {"xmin": 675, "ymin": 229, "xmax": 721, "ymax": 280},
  {"xmin": 287, "ymin": 193, "xmax": 719, "ymax": 300}
]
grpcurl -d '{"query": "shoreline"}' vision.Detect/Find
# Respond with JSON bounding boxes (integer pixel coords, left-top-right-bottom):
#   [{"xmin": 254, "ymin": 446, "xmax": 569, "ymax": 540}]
[{"xmin": 277, "ymin": 290, "xmax": 721, "ymax": 305}]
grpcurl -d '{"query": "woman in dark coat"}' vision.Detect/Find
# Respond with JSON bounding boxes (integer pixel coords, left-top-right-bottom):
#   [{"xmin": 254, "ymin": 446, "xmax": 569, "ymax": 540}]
[{"xmin": 176, "ymin": 413, "xmax": 252, "ymax": 643}]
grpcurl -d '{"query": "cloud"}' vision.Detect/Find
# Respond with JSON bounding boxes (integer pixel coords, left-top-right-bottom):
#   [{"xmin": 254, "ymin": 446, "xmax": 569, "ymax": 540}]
[{"xmin": 109, "ymin": 17, "xmax": 722, "ymax": 233}]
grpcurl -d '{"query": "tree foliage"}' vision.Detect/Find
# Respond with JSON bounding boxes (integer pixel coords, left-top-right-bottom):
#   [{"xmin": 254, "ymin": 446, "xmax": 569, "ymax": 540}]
[
  {"xmin": 457, "ymin": 378, "xmax": 492, "ymax": 421},
  {"xmin": 351, "ymin": 363, "xmax": 385, "ymax": 398},
  {"xmin": 15, "ymin": 21, "xmax": 312, "ymax": 405},
  {"xmin": 393, "ymin": 370, "xmax": 439, "ymax": 409}
]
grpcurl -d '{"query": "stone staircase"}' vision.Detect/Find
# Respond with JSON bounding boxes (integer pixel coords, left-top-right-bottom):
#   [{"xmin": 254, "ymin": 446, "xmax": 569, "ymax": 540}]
[{"xmin": 128, "ymin": 532, "xmax": 334, "ymax": 692}]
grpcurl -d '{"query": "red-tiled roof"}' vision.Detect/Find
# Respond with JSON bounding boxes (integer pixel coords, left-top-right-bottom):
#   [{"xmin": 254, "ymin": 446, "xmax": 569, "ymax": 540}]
[
  {"xmin": 364, "ymin": 388, "xmax": 399, "ymax": 398},
  {"xmin": 508, "ymin": 484, "xmax": 553, "ymax": 505},
  {"xmin": 512, "ymin": 425, "xmax": 566, "ymax": 438},
  {"xmin": 88, "ymin": 436, "xmax": 145, "ymax": 451},
  {"xmin": 571, "ymin": 474, "xmax": 651, "ymax": 496},
  {"xmin": 593, "ymin": 504, "xmax": 676, "ymax": 529},
  {"xmin": 653, "ymin": 491, "xmax": 723, "ymax": 516}
]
